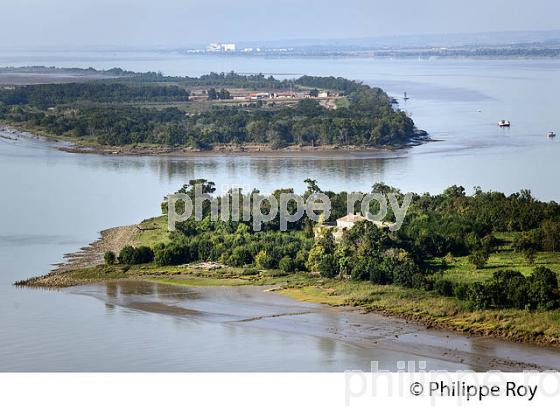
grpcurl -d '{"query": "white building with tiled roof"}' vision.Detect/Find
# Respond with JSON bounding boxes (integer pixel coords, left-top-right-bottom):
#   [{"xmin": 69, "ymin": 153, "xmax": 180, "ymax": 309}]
[{"xmin": 315, "ymin": 213, "xmax": 390, "ymax": 241}]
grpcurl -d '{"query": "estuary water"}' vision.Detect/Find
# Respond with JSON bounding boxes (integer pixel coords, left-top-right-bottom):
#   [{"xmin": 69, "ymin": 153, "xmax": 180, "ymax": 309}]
[{"xmin": 1, "ymin": 53, "xmax": 559, "ymax": 370}]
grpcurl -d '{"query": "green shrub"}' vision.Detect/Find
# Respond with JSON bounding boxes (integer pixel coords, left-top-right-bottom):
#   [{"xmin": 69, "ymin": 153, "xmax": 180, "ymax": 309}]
[
  {"xmin": 466, "ymin": 282, "xmax": 492, "ymax": 309},
  {"xmin": 488, "ymin": 270, "xmax": 528, "ymax": 309},
  {"xmin": 481, "ymin": 234, "xmax": 499, "ymax": 254},
  {"xmin": 350, "ymin": 257, "xmax": 387, "ymax": 283},
  {"xmin": 154, "ymin": 243, "xmax": 190, "ymax": 266},
  {"xmin": 118, "ymin": 246, "xmax": 136, "ymax": 265},
  {"xmin": 443, "ymin": 252, "xmax": 455, "ymax": 265},
  {"xmin": 392, "ymin": 261, "xmax": 421, "ymax": 288},
  {"xmin": 317, "ymin": 254, "xmax": 339, "ymax": 278},
  {"xmin": 255, "ymin": 250, "xmax": 275, "ymax": 269},
  {"xmin": 411, "ymin": 273, "xmax": 427, "ymax": 289},
  {"xmin": 513, "ymin": 230, "xmax": 542, "ymax": 253},
  {"xmin": 468, "ymin": 250, "xmax": 489, "ymax": 269},
  {"xmin": 453, "ymin": 282, "xmax": 469, "ymax": 299},
  {"xmin": 422, "ymin": 275, "xmax": 436, "ymax": 291},
  {"xmin": 118, "ymin": 245, "xmax": 154, "ymax": 265},
  {"xmin": 527, "ymin": 266, "xmax": 559, "ymax": 310},
  {"xmin": 458, "ymin": 268, "xmax": 559, "ymax": 311},
  {"xmin": 306, "ymin": 245, "xmax": 325, "ymax": 272},
  {"xmin": 228, "ymin": 246, "xmax": 253, "ymax": 267},
  {"xmin": 434, "ymin": 278, "xmax": 454, "ymax": 297},
  {"xmin": 278, "ymin": 256, "xmax": 296, "ymax": 273},
  {"xmin": 294, "ymin": 250, "xmax": 309, "ymax": 271},
  {"xmin": 523, "ymin": 248, "xmax": 537, "ymax": 264},
  {"xmin": 134, "ymin": 246, "xmax": 155, "ymax": 264},
  {"xmin": 241, "ymin": 268, "xmax": 260, "ymax": 275},
  {"xmin": 104, "ymin": 251, "xmax": 116, "ymax": 265}
]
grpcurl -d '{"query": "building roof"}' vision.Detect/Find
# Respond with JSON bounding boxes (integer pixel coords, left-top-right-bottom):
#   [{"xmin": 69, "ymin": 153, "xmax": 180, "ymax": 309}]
[
  {"xmin": 337, "ymin": 213, "xmax": 368, "ymax": 223},
  {"xmin": 336, "ymin": 213, "xmax": 391, "ymax": 229}
]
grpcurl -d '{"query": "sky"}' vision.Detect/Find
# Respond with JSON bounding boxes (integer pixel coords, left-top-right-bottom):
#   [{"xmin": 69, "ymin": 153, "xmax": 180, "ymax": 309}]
[{"xmin": 1, "ymin": 0, "xmax": 559, "ymax": 49}]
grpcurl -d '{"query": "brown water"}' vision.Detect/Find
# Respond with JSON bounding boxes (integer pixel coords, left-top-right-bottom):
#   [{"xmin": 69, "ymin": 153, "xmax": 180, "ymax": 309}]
[{"xmin": 1, "ymin": 55, "xmax": 560, "ymax": 371}]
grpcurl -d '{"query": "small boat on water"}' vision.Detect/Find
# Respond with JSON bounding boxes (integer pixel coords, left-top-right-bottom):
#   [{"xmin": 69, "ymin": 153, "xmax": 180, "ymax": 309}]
[
  {"xmin": 498, "ymin": 120, "xmax": 511, "ymax": 127},
  {"xmin": 548, "ymin": 131, "xmax": 556, "ymax": 138}
]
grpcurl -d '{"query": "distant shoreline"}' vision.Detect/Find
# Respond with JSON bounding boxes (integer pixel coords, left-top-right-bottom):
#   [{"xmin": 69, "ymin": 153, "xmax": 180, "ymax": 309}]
[
  {"xmin": 0, "ymin": 68, "xmax": 124, "ymax": 86},
  {"xmin": 1, "ymin": 124, "xmax": 433, "ymax": 158}
]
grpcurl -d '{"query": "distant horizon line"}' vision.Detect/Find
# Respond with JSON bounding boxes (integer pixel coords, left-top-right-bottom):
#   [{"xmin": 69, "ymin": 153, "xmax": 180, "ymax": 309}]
[{"xmin": 2, "ymin": 29, "xmax": 560, "ymax": 53}]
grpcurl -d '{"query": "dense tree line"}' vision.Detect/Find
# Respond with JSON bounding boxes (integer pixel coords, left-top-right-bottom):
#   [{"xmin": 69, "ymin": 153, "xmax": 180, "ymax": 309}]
[
  {"xmin": 0, "ymin": 82, "xmax": 189, "ymax": 108},
  {"xmin": 1, "ymin": 104, "xmax": 186, "ymax": 144},
  {"xmin": 401, "ymin": 186, "xmax": 560, "ymax": 259},
  {"xmin": 154, "ymin": 223, "xmax": 312, "ymax": 271},
  {"xmin": 0, "ymin": 93, "xmax": 414, "ymax": 147},
  {"xmin": 294, "ymin": 75, "xmax": 363, "ymax": 94},
  {"xmin": 434, "ymin": 267, "xmax": 559, "ymax": 310}
]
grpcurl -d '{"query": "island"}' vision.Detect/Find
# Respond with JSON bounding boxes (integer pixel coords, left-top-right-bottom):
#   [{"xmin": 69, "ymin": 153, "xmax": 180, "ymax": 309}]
[
  {"xmin": 0, "ymin": 68, "xmax": 428, "ymax": 155},
  {"xmin": 19, "ymin": 179, "xmax": 560, "ymax": 347}
]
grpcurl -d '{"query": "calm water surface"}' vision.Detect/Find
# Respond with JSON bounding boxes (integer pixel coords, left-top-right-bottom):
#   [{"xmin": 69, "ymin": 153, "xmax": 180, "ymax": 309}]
[{"xmin": 1, "ymin": 54, "xmax": 559, "ymax": 370}]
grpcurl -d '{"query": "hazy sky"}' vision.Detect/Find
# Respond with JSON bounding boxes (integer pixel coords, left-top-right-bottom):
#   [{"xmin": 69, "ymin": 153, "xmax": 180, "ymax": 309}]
[{"xmin": 2, "ymin": 0, "xmax": 559, "ymax": 49}]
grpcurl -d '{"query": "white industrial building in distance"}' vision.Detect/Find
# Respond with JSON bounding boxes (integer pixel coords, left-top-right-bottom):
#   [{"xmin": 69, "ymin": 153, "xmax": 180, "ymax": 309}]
[{"xmin": 207, "ymin": 43, "xmax": 236, "ymax": 52}]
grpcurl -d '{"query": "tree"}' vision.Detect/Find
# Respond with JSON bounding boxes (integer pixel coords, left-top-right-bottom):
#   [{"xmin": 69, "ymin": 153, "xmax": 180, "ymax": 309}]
[
  {"xmin": 541, "ymin": 220, "xmax": 560, "ymax": 252},
  {"xmin": 218, "ymin": 88, "xmax": 231, "ymax": 100},
  {"xmin": 154, "ymin": 243, "xmax": 191, "ymax": 266},
  {"xmin": 443, "ymin": 185, "xmax": 466, "ymax": 198},
  {"xmin": 255, "ymin": 250, "xmax": 275, "ymax": 269},
  {"xmin": 207, "ymin": 88, "xmax": 218, "ymax": 100},
  {"xmin": 104, "ymin": 251, "xmax": 116, "ymax": 265},
  {"xmin": 488, "ymin": 270, "xmax": 528, "ymax": 309},
  {"xmin": 307, "ymin": 242, "xmax": 339, "ymax": 277},
  {"xmin": 179, "ymin": 179, "xmax": 216, "ymax": 195},
  {"xmin": 294, "ymin": 249, "xmax": 309, "ymax": 270},
  {"xmin": 434, "ymin": 278, "xmax": 454, "ymax": 296},
  {"xmin": 278, "ymin": 256, "xmax": 296, "ymax": 273},
  {"xmin": 134, "ymin": 246, "xmax": 155, "ymax": 264},
  {"xmin": 317, "ymin": 254, "xmax": 339, "ymax": 278},
  {"xmin": 513, "ymin": 231, "xmax": 541, "ymax": 254},
  {"xmin": 523, "ymin": 248, "xmax": 537, "ymax": 265},
  {"xmin": 304, "ymin": 178, "xmax": 322, "ymax": 196},
  {"xmin": 527, "ymin": 267, "xmax": 559, "ymax": 310},
  {"xmin": 118, "ymin": 246, "xmax": 136, "ymax": 265},
  {"xmin": 468, "ymin": 250, "xmax": 489, "ymax": 269},
  {"xmin": 118, "ymin": 245, "xmax": 154, "ymax": 265},
  {"xmin": 466, "ymin": 283, "xmax": 492, "ymax": 309}
]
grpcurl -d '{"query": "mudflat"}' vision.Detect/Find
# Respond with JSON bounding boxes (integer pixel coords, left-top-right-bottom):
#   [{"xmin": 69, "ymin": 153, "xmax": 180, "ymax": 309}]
[{"xmin": 70, "ymin": 280, "xmax": 560, "ymax": 372}]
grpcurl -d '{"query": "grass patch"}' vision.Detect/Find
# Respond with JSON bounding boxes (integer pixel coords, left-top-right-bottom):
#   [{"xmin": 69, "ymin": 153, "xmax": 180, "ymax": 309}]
[
  {"xmin": 134, "ymin": 216, "xmax": 170, "ymax": 247},
  {"xmin": 335, "ymin": 96, "xmax": 350, "ymax": 109},
  {"xmin": 281, "ymin": 277, "xmax": 560, "ymax": 344},
  {"xmin": 430, "ymin": 233, "xmax": 560, "ymax": 285}
]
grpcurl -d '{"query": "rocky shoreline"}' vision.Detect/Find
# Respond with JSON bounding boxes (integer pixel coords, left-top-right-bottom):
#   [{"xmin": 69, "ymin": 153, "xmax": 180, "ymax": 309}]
[{"xmin": 16, "ymin": 225, "xmax": 139, "ymax": 288}]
